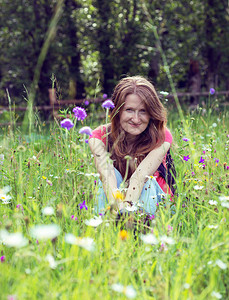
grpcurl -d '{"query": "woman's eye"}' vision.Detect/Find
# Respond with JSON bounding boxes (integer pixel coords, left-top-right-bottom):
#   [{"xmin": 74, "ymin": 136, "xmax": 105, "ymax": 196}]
[
  {"xmin": 140, "ymin": 110, "xmax": 146, "ymax": 113},
  {"xmin": 126, "ymin": 108, "xmax": 133, "ymax": 112}
]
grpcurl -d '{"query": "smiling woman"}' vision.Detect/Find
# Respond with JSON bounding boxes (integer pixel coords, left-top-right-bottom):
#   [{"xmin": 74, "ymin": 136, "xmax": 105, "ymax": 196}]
[{"xmin": 89, "ymin": 76, "xmax": 175, "ymax": 216}]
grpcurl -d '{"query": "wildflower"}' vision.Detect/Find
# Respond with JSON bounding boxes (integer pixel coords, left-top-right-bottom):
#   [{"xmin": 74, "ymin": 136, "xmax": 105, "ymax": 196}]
[
  {"xmin": 219, "ymin": 196, "xmax": 229, "ymax": 201},
  {"xmin": 16, "ymin": 204, "xmax": 24, "ymax": 210},
  {"xmin": 149, "ymin": 215, "xmax": 155, "ymax": 220},
  {"xmin": 85, "ymin": 216, "xmax": 103, "ymax": 227},
  {"xmin": 102, "ymin": 99, "xmax": 115, "ymax": 109},
  {"xmin": 60, "ymin": 118, "xmax": 74, "ymax": 130},
  {"xmin": 71, "ymin": 215, "xmax": 77, "ymax": 221},
  {"xmin": 73, "ymin": 106, "xmax": 87, "ymax": 121},
  {"xmin": 160, "ymin": 235, "xmax": 175, "ymax": 245},
  {"xmin": 211, "ymin": 291, "xmax": 222, "ymax": 299},
  {"xmin": 0, "ymin": 229, "xmax": 28, "ymax": 248},
  {"xmin": 103, "ymin": 93, "xmax": 108, "ymax": 99},
  {"xmin": 0, "ymin": 154, "xmax": 4, "ymax": 165},
  {"xmin": 191, "ymin": 172, "xmax": 195, "ymax": 176},
  {"xmin": 183, "ymin": 283, "xmax": 190, "ymax": 289},
  {"xmin": 160, "ymin": 242, "xmax": 168, "ymax": 251},
  {"xmin": 65, "ymin": 234, "xmax": 95, "ymax": 251},
  {"xmin": 42, "ymin": 176, "xmax": 46, "ymax": 180},
  {"xmin": 7, "ymin": 295, "xmax": 17, "ymax": 300},
  {"xmin": 0, "ymin": 186, "xmax": 12, "ymax": 204},
  {"xmin": 46, "ymin": 254, "xmax": 57, "ymax": 269},
  {"xmin": 119, "ymin": 230, "xmax": 128, "ymax": 240},
  {"xmin": 209, "ymin": 88, "xmax": 215, "ymax": 95},
  {"xmin": 212, "ymin": 123, "xmax": 217, "ymax": 128},
  {"xmin": 46, "ymin": 179, "xmax": 53, "ymax": 186},
  {"xmin": 215, "ymin": 259, "xmax": 227, "ymax": 270},
  {"xmin": 113, "ymin": 190, "xmax": 125, "ymax": 201},
  {"xmin": 1, "ymin": 255, "xmax": 5, "ymax": 262},
  {"xmin": 183, "ymin": 155, "xmax": 190, "ymax": 161},
  {"xmin": 30, "ymin": 224, "xmax": 60, "ymax": 241},
  {"xmin": 199, "ymin": 157, "xmax": 205, "ymax": 164},
  {"xmin": 79, "ymin": 126, "xmax": 92, "ymax": 136},
  {"xmin": 214, "ymin": 158, "xmax": 219, "ymax": 163},
  {"xmin": 42, "ymin": 206, "xmax": 55, "ymax": 216},
  {"xmin": 182, "ymin": 137, "xmax": 190, "ymax": 142},
  {"xmin": 140, "ymin": 233, "xmax": 158, "ymax": 245},
  {"xmin": 208, "ymin": 200, "xmax": 218, "ymax": 206},
  {"xmin": 111, "ymin": 283, "xmax": 137, "ymax": 299},
  {"xmin": 193, "ymin": 185, "xmax": 204, "ymax": 190},
  {"xmin": 78, "ymin": 200, "xmax": 88, "ymax": 210},
  {"xmin": 84, "ymin": 100, "xmax": 89, "ymax": 106},
  {"xmin": 167, "ymin": 225, "xmax": 173, "ymax": 234},
  {"xmin": 202, "ymin": 150, "xmax": 206, "ymax": 154},
  {"xmin": 221, "ymin": 202, "xmax": 229, "ymax": 208},
  {"xmin": 208, "ymin": 225, "xmax": 218, "ymax": 229},
  {"xmin": 160, "ymin": 91, "xmax": 169, "ymax": 96},
  {"xmin": 125, "ymin": 204, "xmax": 138, "ymax": 212}
]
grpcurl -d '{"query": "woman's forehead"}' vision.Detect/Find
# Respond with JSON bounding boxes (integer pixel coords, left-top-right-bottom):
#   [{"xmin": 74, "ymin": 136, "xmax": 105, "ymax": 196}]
[{"xmin": 124, "ymin": 94, "xmax": 146, "ymax": 107}]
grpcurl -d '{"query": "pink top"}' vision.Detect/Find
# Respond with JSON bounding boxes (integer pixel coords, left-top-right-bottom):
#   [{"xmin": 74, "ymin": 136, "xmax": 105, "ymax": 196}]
[{"xmin": 90, "ymin": 125, "xmax": 173, "ymax": 194}]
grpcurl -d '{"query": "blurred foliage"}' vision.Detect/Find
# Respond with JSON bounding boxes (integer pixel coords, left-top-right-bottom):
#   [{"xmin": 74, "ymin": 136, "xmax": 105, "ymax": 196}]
[{"xmin": 0, "ymin": 0, "xmax": 228, "ymax": 106}]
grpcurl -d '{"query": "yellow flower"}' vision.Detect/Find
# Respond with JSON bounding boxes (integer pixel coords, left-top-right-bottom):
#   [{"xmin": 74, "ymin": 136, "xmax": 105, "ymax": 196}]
[
  {"xmin": 119, "ymin": 230, "xmax": 128, "ymax": 240},
  {"xmin": 42, "ymin": 176, "xmax": 47, "ymax": 180},
  {"xmin": 113, "ymin": 190, "xmax": 125, "ymax": 201}
]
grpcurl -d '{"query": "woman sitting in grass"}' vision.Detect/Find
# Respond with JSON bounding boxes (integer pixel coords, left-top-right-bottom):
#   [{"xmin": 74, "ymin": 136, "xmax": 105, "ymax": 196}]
[{"xmin": 89, "ymin": 76, "xmax": 175, "ymax": 215}]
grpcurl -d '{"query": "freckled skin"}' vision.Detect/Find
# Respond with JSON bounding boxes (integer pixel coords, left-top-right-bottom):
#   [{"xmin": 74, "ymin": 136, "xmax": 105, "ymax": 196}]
[{"xmin": 120, "ymin": 94, "xmax": 150, "ymax": 139}]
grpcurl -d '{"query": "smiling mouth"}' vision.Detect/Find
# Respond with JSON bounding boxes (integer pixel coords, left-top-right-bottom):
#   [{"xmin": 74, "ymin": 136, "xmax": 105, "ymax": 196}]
[{"xmin": 129, "ymin": 123, "xmax": 141, "ymax": 127}]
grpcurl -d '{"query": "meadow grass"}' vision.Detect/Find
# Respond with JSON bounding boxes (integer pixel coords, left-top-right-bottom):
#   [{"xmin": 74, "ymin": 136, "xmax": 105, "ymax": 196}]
[{"xmin": 0, "ymin": 104, "xmax": 228, "ymax": 300}]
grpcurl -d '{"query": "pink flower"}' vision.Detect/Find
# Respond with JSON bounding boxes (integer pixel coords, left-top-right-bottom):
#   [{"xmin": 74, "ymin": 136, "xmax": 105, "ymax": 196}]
[{"xmin": 1, "ymin": 255, "xmax": 5, "ymax": 262}]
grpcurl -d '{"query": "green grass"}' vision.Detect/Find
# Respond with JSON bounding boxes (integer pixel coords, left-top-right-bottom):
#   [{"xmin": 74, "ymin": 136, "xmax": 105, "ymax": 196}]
[{"xmin": 0, "ymin": 106, "xmax": 228, "ymax": 300}]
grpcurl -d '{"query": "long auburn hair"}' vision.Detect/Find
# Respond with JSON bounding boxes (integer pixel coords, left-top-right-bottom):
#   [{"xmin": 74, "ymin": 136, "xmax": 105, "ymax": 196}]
[{"xmin": 108, "ymin": 76, "xmax": 167, "ymax": 179}]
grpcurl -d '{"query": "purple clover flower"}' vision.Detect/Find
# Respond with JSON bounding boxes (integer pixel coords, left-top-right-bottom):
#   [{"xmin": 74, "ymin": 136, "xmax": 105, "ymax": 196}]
[
  {"xmin": 60, "ymin": 118, "xmax": 74, "ymax": 130},
  {"xmin": 183, "ymin": 155, "xmax": 190, "ymax": 161},
  {"xmin": 79, "ymin": 126, "xmax": 92, "ymax": 136},
  {"xmin": 102, "ymin": 99, "xmax": 115, "ymax": 109},
  {"xmin": 84, "ymin": 100, "xmax": 89, "ymax": 106},
  {"xmin": 1, "ymin": 255, "xmax": 5, "ymax": 262},
  {"xmin": 182, "ymin": 137, "xmax": 190, "ymax": 142},
  {"xmin": 199, "ymin": 157, "xmax": 205, "ymax": 164},
  {"xmin": 214, "ymin": 158, "xmax": 219, "ymax": 163},
  {"xmin": 209, "ymin": 88, "xmax": 215, "ymax": 95},
  {"xmin": 103, "ymin": 94, "xmax": 108, "ymax": 99},
  {"xmin": 73, "ymin": 106, "xmax": 87, "ymax": 121},
  {"xmin": 79, "ymin": 200, "xmax": 88, "ymax": 210}
]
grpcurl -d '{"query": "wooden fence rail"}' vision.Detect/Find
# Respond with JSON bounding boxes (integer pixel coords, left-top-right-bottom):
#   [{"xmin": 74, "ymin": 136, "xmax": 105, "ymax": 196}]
[{"xmin": 1, "ymin": 88, "xmax": 229, "ymax": 115}]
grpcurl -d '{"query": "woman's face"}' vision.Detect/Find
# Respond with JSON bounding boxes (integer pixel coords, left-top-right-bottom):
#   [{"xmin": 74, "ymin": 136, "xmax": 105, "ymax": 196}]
[{"xmin": 120, "ymin": 94, "xmax": 150, "ymax": 137}]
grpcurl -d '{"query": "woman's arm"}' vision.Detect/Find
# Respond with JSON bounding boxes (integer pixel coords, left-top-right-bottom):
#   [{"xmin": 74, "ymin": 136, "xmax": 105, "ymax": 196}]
[
  {"xmin": 88, "ymin": 138, "xmax": 117, "ymax": 204},
  {"xmin": 124, "ymin": 142, "xmax": 171, "ymax": 204}
]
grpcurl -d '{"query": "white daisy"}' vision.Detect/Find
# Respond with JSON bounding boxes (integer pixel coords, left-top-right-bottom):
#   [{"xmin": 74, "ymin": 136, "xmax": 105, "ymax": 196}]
[
  {"xmin": 0, "ymin": 229, "xmax": 28, "ymax": 248},
  {"xmin": 140, "ymin": 233, "xmax": 158, "ymax": 245},
  {"xmin": 30, "ymin": 224, "xmax": 60, "ymax": 240},
  {"xmin": 160, "ymin": 235, "xmax": 175, "ymax": 245},
  {"xmin": 215, "ymin": 259, "xmax": 227, "ymax": 270},
  {"xmin": 42, "ymin": 206, "xmax": 55, "ymax": 216},
  {"xmin": 221, "ymin": 202, "xmax": 229, "ymax": 209},
  {"xmin": 193, "ymin": 185, "xmax": 204, "ymax": 190},
  {"xmin": 209, "ymin": 200, "xmax": 218, "ymax": 206},
  {"xmin": 65, "ymin": 234, "xmax": 95, "ymax": 251},
  {"xmin": 85, "ymin": 216, "xmax": 103, "ymax": 227},
  {"xmin": 211, "ymin": 291, "xmax": 222, "ymax": 299}
]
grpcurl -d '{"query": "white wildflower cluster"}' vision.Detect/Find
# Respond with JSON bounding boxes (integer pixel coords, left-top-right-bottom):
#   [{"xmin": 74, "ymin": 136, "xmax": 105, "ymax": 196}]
[
  {"xmin": 0, "ymin": 229, "xmax": 28, "ymax": 248},
  {"xmin": 111, "ymin": 283, "xmax": 137, "ymax": 299},
  {"xmin": 0, "ymin": 186, "xmax": 12, "ymax": 204},
  {"xmin": 219, "ymin": 195, "xmax": 229, "ymax": 209},
  {"xmin": 65, "ymin": 234, "xmax": 95, "ymax": 252}
]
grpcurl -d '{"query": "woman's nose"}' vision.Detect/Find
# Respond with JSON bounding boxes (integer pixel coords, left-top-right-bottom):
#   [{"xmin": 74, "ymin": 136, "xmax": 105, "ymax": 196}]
[{"xmin": 132, "ymin": 112, "xmax": 140, "ymax": 123}]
